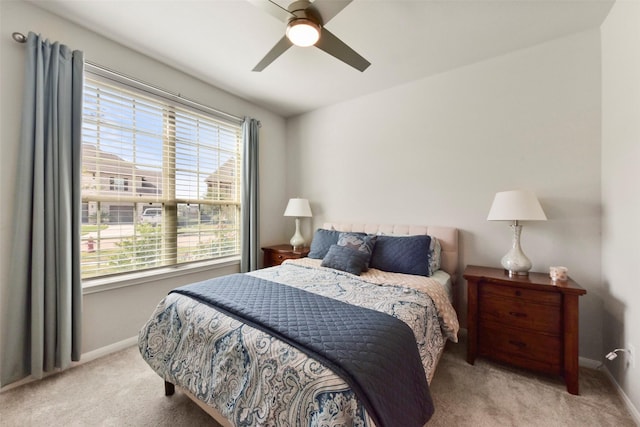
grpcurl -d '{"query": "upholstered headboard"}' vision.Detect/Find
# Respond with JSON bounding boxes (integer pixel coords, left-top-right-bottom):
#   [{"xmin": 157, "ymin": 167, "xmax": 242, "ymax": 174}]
[{"xmin": 322, "ymin": 223, "xmax": 459, "ymax": 283}]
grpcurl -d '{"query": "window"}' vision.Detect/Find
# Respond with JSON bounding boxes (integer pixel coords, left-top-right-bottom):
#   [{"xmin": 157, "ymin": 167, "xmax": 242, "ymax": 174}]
[
  {"xmin": 81, "ymin": 65, "xmax": 243, "ymax": 279},
  {"xmin": 109, "ymin": 177, "xmax": 128, "ymax": 192}
]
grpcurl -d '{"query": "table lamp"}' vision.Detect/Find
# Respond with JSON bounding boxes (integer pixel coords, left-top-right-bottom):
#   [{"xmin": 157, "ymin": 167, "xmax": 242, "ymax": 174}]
[
  {"xmin": 284, "ymin": 198, "xmax": 312, "ymax": 251},
  {"xmin": 487, "ymin": 190, "xmax": 547, "ymax": 276}
]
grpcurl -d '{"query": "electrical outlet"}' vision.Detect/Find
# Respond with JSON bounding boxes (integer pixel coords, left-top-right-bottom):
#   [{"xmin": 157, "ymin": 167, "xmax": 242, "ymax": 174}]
[{"xmin": 628, "ymin": 343, "xmax": 636, "ymax": 369}]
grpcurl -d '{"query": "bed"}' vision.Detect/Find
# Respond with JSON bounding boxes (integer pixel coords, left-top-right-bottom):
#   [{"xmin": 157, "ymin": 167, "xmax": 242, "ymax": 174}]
[{"xmin": 138, "ymin": 223, "xmax": 459, "ymax": 426}]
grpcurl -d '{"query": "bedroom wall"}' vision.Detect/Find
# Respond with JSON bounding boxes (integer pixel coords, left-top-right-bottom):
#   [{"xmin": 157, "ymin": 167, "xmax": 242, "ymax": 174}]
[
  {"xmin": 0, "ymin": 0, "xmax": 287, "ymax": 366},
  {"xmin": 286, "ymin": 29, "xmax": 603, "ymax": 360},
  {"xmin": 601, "ymin": 0, "xmax": 640, "ymax": 416}
]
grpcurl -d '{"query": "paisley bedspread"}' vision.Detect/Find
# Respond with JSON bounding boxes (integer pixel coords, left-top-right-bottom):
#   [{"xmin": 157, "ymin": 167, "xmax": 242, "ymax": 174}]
[{"xmin": 138, "ymin": 260, "xmax": 459, "ymax": 427}]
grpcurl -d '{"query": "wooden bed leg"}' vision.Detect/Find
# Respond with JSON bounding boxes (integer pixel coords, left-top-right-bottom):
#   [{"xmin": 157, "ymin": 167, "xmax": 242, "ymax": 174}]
[{"xmin": 165, "ymin": 381, "xmax": 175, "ymax": 396}]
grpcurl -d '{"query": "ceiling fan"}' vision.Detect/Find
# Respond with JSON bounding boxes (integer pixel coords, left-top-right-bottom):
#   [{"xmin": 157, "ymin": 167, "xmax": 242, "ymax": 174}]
[{"xmin": 248, "ymin": 0, "xmax": 371, "ymax": 72}]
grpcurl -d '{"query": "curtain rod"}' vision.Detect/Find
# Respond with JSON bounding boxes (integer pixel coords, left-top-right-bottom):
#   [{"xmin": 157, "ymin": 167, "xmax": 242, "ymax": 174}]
[
  {"xmin": 11, "ymin": 31, "xmax": 252, "ymax": 125},
  {"xmin": 86, "ymin": 62, "xmax": 245, "ymax": 124}
]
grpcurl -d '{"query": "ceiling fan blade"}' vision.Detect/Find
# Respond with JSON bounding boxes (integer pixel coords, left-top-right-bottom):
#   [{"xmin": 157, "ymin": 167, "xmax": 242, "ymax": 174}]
[
  {"xmin": 247, "ymin": 0, "xmax": 293, "ymax": 22},
  {"xmin": 315, "ymin": 28, "xmax": 370, "ymax": 72},
  {"xmin": 308, "ymin": 0, "xmax": 352, "ymax": 24},
  {"xmin": 253, "ymin": 36, "xmax": 294, "ymax": 71}
]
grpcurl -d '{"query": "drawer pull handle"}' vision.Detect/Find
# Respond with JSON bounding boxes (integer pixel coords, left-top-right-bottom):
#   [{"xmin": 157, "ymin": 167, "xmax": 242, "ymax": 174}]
[
  {"xmin": 508, "ymin": 340, "xmax": 527, "ymax": 349},
  {"xmin": 515, "ymin": 290, "xmax": 522, "ymax": 297},
  {"xmin": 509, "ymin": 311, "xmax": 527, "ymax": 318},
  {"xmin": 277, "ymin": 255, "xmax": 284, "ymax": 259}
]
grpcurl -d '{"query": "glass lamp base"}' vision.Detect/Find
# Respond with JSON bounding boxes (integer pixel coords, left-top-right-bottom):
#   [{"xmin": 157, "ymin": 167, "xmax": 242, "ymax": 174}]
[
  {"xmin": 501, "ymin": 224, "xmax": 532, "ymax": 276},
  {"xmin": 289, "ymin": 218, "xmax": 305, "ymax": 250}
]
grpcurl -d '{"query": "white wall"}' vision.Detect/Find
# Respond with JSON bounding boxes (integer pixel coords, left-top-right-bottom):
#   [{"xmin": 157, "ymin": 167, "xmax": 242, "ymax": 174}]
[
  {"xmin": 601, "ymin": 0, "xmax": 640, "ymax": 415},
  {"xmin": 0, "ymin": 0, "xmax": 287, "ymax": 361},
  {"xmin": 287, "ymin": 30, "xmax": 603, "ymax": 358}
]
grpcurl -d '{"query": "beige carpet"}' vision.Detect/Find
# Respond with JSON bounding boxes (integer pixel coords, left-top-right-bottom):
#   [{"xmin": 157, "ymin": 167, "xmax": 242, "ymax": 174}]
[
  {"xmin": 1, "ymin": 334, "xmax": 636, "ymax": 426},
  {"xmin": 429, "ymin": 336, "xmax": 637, "ymax": 426}
]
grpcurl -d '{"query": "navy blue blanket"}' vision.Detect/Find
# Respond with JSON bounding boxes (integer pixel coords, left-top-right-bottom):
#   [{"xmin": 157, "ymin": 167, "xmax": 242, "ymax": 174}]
[{"xmin": 171, "ymin": 273, "xmax": 434, "ymax": 427}]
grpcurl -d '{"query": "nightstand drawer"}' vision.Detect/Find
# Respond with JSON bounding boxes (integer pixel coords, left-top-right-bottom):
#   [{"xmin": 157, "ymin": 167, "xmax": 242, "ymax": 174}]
[
  {"xmin": 479, "ymin": 324, "xmax": 562, "ymax": 374},
  {"xmin": 480, "ymin": 283, "xmax": 561, "ymax": 306},
  {"xmin": 479, "ymin": 295, "xmax": 561, "ymax": 334},
  {"xmin": 266, "ymin": 252, "xmax": 298, "ymax": 266}
]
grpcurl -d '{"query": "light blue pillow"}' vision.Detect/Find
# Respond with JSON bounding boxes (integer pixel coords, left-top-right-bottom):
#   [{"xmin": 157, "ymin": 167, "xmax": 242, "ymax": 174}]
[{"xmin": 321, "ymin": 244, "xmax": 370, "ymax": 276}]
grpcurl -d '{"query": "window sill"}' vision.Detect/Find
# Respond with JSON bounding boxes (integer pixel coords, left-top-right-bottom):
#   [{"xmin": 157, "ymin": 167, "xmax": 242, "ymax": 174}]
[{"xmin": 82, "ymin": 256, "xmax": 241, "ymax": 295}]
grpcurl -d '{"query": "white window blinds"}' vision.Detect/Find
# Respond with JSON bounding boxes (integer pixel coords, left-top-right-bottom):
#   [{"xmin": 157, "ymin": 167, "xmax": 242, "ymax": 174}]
[{"xmin": 81, "ymin": 65, "xmax": 242, "ymax": 279}]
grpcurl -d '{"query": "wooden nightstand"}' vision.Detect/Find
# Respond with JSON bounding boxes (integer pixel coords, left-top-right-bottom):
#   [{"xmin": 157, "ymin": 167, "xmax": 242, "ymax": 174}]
[
  {"xmin": 262, "ymin": 244, "xmax": 310, "ymax": 268},
  {"xmin": 464, "ymin": 265, "xmax": 586, "ymax": 395}
]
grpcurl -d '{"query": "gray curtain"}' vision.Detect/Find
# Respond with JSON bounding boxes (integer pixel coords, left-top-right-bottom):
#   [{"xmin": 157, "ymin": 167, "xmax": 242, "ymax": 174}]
[
  {"xmin": 0, "ymin": 32, "xmax": 84, "ymax": 386},
  {"xmin": 240, "ymin": 118, "xmax": 260, "ymax": 272}
]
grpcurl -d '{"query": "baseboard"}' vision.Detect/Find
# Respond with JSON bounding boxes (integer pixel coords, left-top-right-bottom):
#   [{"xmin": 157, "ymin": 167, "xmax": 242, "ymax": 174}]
[
  {"xmin": 578, "ymin": 356, "xmax": 639, "ymax": 423},
  {"xmin": 579, "ymin": 356, "xmax": 602, "ymax": 369},
  {"xmin": 77, "ymin": 336, "xmax": 138, "ymax": 364},
  {"xmin": 0, "ymin": 336, "xmax": 138, "ymax": 394},
  {"xmin": 599, "ymin": 366, "xmax": 640, "ymax": 425}
]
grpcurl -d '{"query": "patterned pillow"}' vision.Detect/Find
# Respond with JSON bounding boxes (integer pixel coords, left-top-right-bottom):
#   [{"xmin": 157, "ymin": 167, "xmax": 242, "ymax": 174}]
[
  {"xmin": 308, "ymin": 229, "xmax": 341, "ymax": 259},
  {"xmin": 321, "ymin": 244, "xmax": 370, "ymax": 276},
  {"xmin": 337, "ymin": 232, "xmax": 377, "ymax": 269},
  {"xmin": 428, "ymin": 237, "xmax": 441, "ymax": 276},
  {"xmin": 369, "ymin": 234, "xmax": 431, "ymax": 276}
]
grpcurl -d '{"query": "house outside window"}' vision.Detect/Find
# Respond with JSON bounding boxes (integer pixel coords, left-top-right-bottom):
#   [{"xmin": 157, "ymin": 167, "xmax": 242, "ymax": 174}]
[{"xmin": 81, "ymin": 65, "xmax": 243, "ymax": 280}]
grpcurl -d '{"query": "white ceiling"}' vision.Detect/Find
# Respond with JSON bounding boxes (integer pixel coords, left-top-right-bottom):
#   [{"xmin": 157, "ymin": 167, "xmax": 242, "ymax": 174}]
[{"xmin": 31, "ymin": 0, "xmax": 614, "ymax": 118}]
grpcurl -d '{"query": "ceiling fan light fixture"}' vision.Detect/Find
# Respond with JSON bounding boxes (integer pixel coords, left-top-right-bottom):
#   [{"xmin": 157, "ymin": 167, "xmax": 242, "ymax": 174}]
[{"xmin": 286, "ymin": 18, "xmax": 320, "ymax": 47}]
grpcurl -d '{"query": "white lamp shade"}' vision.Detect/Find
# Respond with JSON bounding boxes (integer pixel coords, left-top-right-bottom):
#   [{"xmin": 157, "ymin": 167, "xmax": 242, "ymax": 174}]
[
  {"xmin": 487, "ymin": 190, "xmax": 547, "ymax": 221},
  {"xmin": 284, "ymin": 198, "xmax": 312, "ymax": 217}
]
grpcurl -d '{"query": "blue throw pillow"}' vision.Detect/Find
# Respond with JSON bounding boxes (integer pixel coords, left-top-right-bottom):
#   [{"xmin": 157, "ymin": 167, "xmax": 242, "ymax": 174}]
[
  {"xmin": 308, "ymin": 229, "xmax": 341, "ymax": 259},
  {"xmin": 369, "ymin": 235, "xmax": 432, "ymax": 276},
  {"xmin": 321, "ymin": 244, "xmax": 370, "ymax": 276},
  {"xmin": 337, "ymin": 232, "xmax": 377, "ymax": 269}
]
